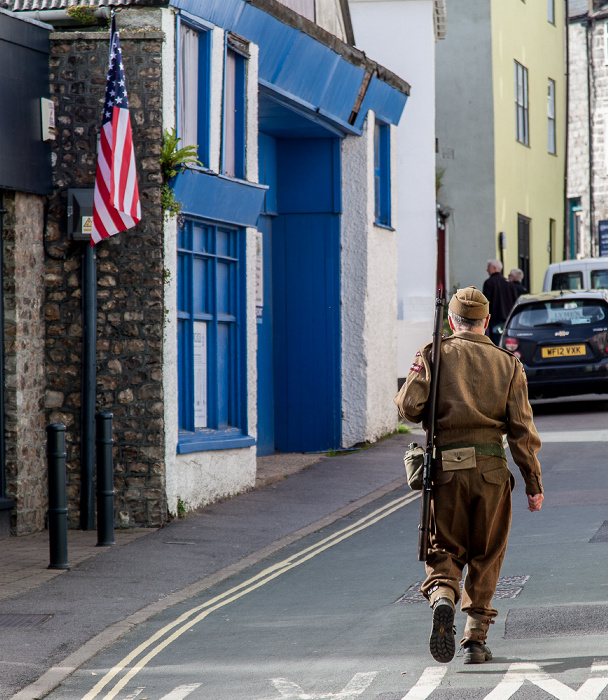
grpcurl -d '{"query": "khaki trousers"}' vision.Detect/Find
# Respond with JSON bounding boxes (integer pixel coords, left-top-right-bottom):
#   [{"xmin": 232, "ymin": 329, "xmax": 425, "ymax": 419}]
[{"xmin": 420, "ymin": 455, "xmax": 513, "ymax": 618}]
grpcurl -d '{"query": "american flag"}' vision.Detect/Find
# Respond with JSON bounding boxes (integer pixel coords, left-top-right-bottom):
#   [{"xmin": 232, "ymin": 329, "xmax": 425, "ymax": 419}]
[{"xmin": 91, "ymin": 15, "xmax": 141, "ymax": 246}]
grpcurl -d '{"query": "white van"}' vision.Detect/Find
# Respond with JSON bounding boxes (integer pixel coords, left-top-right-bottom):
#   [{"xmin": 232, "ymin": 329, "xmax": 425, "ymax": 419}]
[{"xmin": 542, "ymin": 258, "xmax": 608, "ymax": 291}]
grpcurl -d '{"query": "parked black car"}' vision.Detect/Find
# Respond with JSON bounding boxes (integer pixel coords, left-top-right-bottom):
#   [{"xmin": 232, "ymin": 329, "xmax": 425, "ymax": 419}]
[{"xmin": 499, "ymin": 290, "xmax": 608, "ymax": 399}]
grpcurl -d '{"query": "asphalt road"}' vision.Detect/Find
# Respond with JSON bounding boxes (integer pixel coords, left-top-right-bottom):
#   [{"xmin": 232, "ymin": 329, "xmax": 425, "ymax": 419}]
[{"xmin": 42, "ymin": 395, "xmax": 608, "ymax": 700}]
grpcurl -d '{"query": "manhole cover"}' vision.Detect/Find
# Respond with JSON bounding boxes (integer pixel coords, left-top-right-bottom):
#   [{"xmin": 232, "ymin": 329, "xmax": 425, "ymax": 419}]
[
  {"xmin": 0, "ymin": 614, "xmax": 52, "ymax": 629},
  {"xmin": 395, "ymin": 575, "xmax": 530, "ymax": 604}
]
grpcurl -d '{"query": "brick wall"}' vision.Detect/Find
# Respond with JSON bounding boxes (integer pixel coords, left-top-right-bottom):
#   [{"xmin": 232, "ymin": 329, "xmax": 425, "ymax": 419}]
[
  {"xmin": 47, "ymin": 30, "xmax": 166, "ymax": 528},
  {"xmin": 2, "ymin": 191, "xmax": 48, "ymax": 535}
]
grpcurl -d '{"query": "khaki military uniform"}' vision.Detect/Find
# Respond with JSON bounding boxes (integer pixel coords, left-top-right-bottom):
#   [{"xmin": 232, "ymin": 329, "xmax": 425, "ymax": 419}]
[{"xmin": 394, "ymin": 331, "xmax": 542, "ymax": 619}]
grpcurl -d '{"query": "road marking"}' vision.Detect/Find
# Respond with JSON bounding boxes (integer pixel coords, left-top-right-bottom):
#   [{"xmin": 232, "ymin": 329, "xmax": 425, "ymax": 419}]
[
  {"xmin": 80, "ymin": 492, "xmax": 420, "ymax": 700},
  {"xmin": 539, "ymin": 430, "xmax": 608, "ymax": 443},
  {"xmin": 401, "ymin": 667, "xmax": 447, "ymax": 699},
  {"xmin": 159, "ymin": 684, "xmax": 202, "ymax": 700},
  {"xmin": 483, "ymin": 662, "xmax": 608, "ymax": 700},
  {"xmin": 257, "ymin": 672, "xmax": 378, "ymax": 699}
]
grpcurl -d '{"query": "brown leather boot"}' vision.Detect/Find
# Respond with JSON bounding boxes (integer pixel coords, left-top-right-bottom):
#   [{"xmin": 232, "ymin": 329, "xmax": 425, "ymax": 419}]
[{"xmin": 460, "ymin": 612, "xmax": 494, "ymax": 664}]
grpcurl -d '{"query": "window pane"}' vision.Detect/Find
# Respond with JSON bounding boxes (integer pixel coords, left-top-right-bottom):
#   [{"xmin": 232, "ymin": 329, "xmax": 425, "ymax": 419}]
[
  {"xmin": 193, "ymin": 321, "xmax": 208, "ymax": 428},
  {"xmin": 548, "ymin": 0, "xmax": 554, "ymax": 23},
  {"xmin": 179, "ymin": 24, "xmax": 199, "ymax": 149},
  {"xmin": 217, "ymin": 261, "xmax": 236, "ymax": 315},
  {"xmin": 193, "ymin": 258, "xmax": 208, "ymax": 313},
  {"xmin": 177, "ymin": 254, "xmax": 188, "ymax": 312},
  {"xmin": 217, "ymin": 322, "xmax": 231, "ymax": 427},
  {"xmin": 217, "ymin": 229, "xmax": 231, "ymax": 257},
  {"xmin": 192, "ymin": 224, "xmax": 208, "ymax": 253},
  {"xmin": 224, "ymin": 50, "xmax": 237, "ymax": 177}
]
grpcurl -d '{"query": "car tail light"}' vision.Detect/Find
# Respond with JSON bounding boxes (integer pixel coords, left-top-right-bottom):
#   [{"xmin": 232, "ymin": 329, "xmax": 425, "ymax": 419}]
[{"xmin": 505, "ymin": 337, "xmax": 519, "ymax": 352}]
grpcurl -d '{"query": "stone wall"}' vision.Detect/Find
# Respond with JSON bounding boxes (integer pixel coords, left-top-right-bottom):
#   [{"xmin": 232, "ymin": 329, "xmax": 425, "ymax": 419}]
[
  {"xmin": 46, "ymin": 30, "xmax": 166, "ymax": 528},
  {"xmin": 2, "ymin": 191, "xmax": 48, "ymax": 535}
]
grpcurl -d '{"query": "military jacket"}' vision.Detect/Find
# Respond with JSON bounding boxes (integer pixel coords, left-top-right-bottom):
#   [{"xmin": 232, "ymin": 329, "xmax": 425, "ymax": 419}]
[{"xmin": 394, "ymin": 331, "xmax": 542, "ymax": 495}]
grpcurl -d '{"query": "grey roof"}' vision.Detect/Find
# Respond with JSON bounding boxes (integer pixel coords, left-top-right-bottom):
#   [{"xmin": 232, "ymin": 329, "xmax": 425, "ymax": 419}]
[
  {"xmin": 568, "ymin": 0, "xmax": 589, "ymax": 18},
  {"xmin": 2, "ymin": 0, "xmax": 159, "ymax": 10}
]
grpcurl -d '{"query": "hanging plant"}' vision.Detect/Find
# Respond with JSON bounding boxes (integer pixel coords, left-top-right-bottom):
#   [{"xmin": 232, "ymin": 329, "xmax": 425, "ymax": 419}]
[{"xmin": 159, "ymin": 128, "xmax": 202, "ymax": 221}]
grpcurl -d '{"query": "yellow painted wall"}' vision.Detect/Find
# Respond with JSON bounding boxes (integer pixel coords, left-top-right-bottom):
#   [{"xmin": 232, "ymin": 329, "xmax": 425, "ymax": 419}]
[{"xmin": 491, "ymin": 0, "xmax": 565, "ymax": 293}]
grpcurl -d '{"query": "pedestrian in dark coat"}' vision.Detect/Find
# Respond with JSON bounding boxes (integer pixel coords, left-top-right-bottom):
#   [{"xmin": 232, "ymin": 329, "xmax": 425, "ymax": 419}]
[
  {"xmin": 482, "ymin": 260, "xmax": 518, "ymax": 344},
  {"xmin": 394, "ymin": 286, "xmax": 543, "ymax": 666}
]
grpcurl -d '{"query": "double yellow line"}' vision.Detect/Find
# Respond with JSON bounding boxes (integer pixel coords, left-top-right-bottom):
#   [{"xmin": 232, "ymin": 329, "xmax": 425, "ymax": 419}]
[{"xmin": 82, "ymin": 490, "xmax": 420, "ymax": 700}]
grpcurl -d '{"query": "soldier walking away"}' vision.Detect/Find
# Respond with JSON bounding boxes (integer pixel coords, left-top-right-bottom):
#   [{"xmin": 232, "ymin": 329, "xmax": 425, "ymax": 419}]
[
  {"xmin": 394, "ymin": 287, "xmax": 544, "ymax": 664},
  {"xmin": 483, "ymin": 260, "xmax": 518, "ymax": 344},
  {"xmin": 508, "ymin": 268, "xmax": 527, "ymax": 298}
]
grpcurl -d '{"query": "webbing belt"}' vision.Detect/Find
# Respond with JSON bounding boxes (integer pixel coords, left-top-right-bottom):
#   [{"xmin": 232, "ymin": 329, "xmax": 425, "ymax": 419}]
[{"xmin": 436, "ymin": 442, "xmax": 506, "ymax": 460}]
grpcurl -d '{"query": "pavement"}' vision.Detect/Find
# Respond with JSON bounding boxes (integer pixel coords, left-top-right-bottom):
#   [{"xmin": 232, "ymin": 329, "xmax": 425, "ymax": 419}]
[{"xmin": 0, "ymin": 431, "xmax": 418, "ymax": 700}]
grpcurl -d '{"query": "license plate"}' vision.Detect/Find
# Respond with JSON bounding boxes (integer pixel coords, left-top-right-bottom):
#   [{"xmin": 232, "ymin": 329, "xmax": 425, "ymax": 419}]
[{"xmin": 541, "ymin": 344, "xmax": 586, "ymax": 358}]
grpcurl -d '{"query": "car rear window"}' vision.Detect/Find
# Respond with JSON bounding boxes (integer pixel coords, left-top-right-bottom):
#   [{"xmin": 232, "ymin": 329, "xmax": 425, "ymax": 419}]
[
  {"xmin": 591, "ymin": 269, "xmax": 608, "ymax": 289},
  {"xmin": 551, "ymin": 272, "xmax": 583, "ymax": 290},
  {"xmin": 509, "ymin": 299, "xmax": 608, "ymax": 329}
]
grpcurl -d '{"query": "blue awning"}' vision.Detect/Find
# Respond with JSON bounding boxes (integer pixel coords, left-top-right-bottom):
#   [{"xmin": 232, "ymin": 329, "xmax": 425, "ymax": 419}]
[{"xmin": 171, "ymin": 0, "xmax": 409, "ymax": 136}]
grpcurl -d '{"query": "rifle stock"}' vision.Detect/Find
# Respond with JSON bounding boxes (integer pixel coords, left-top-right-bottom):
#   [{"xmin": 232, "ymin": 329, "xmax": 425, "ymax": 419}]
[{"xmin": 417, "ymin": 289, "xmax": 445, "ymax": 562}]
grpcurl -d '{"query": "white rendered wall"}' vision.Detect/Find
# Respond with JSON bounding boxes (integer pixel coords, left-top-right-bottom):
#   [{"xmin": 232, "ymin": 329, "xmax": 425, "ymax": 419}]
[
  {"xmin": 349, "ymin": 0, "xmax": 437, "ymax": 376},
  {"xmin": 163, "ymin": 14, "xmax": 257, "ymax": 516},
  {"xmin": 341, "ymin": 114, "xmax": 398, "ymax": 447}
]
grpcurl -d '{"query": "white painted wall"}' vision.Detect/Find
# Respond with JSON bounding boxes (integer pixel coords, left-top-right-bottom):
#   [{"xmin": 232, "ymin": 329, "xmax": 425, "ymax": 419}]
[
  {"xmin": 349, "ymin": 0, "xmax": 437, "ymax": 377},
  {"xmin": 341, "ymin": 113, "xmax": 398, "ymax": 446},
  {"xmin": 162, "ymin": 12, "xmax": 257, "ymax": 516}
]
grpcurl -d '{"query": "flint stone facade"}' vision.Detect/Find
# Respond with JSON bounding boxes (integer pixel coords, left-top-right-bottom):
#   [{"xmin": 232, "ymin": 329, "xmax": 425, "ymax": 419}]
[
  {"xmin": 45, "ymin": 30, "xmax": 166, "ymax": 528},
  {"xmin": 2, "ymin": 191, "xmax": 48, "ymax": 535}
]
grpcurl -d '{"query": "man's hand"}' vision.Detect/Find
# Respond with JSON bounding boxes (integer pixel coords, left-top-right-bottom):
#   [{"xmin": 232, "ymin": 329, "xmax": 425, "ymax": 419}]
[{"xmin": 527, "ymin": 493, "xmax": 544, "ymax": 512}]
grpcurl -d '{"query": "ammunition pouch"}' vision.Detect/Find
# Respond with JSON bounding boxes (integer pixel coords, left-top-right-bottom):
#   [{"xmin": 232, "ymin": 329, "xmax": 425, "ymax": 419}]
[{"xmin": 403, "ymin": 442, "xmax": 425, "ymax": 490}]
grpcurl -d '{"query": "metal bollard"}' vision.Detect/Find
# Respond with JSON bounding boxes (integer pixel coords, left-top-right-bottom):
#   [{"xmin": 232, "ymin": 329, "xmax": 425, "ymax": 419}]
[
  {"xmin": 95, "ymin": 412, "xmax": 115, "ymax": 546},
  {"xmin": 47, "ymin": 424, "xmax": 69, "ymax": 569}
]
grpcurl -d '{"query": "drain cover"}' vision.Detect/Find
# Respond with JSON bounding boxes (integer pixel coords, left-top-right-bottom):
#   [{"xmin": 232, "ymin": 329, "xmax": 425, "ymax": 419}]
[
  {"xmin": 0, "ymin": 614, "xmax": 52, "ymax": 629},
  {"xmin": 395, "ymin": 575, "xmax": 530, "ymax": 604}
]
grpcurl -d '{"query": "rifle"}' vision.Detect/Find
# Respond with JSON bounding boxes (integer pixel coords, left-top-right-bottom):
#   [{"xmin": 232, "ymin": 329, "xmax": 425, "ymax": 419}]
[{"xmin": 418, "ymin": 288, "xmax": 445, "ymax": 562}]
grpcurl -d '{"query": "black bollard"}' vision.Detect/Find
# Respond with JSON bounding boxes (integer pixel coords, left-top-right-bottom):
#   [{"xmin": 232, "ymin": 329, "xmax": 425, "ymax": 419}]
[
  {"xmin": 47, "ymin": 424, "xmax": 69, "ymax": 569},
  {"xmin": 96, "ymin": 412, "xmax": 115, "ymax": 546}
]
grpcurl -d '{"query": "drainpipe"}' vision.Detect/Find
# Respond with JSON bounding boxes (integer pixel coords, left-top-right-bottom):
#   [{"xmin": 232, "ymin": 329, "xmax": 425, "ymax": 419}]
[
  {"xmin": 586, "ymin": 17, "xmax": 595, "ymax": 257},
  {"xmin": 564, "ymin": 0, "xmax": 570, "ymax": 261},
  {"xmin": 17, "ymin": 7, "xmax": 110, "ymax": 25}
]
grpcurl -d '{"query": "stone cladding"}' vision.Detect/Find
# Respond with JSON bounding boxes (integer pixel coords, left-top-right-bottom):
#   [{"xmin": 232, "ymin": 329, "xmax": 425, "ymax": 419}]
[
  {"xmin": 2, "ymin": 192, "xmax": 48, "ymax": 535},
  {"xmin": 45, "ymin": 29, "xmax": 166, "ymax": 528}
]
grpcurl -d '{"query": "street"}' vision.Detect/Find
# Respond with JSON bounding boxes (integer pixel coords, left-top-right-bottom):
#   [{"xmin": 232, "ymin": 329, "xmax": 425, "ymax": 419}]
[{"xmin": 40, "ymin": 396, "xmax": 608, "ymax": 700}]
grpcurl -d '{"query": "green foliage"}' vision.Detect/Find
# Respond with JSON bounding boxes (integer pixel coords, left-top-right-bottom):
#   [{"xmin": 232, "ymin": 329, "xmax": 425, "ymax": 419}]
[
  {"xmin": 159, "ymin": 128, "xmax": 202, "ymax": 221},
  {"xmin": 65, "ymin": 4, "xmax": 98, "ymax": 25},
  {"xmin": 176, "ymin": 496, "xmax": 188, "ymax": 519},
  {"xmin": 397, "ymin": 423, "xmax": 412, "ymax": 434}
]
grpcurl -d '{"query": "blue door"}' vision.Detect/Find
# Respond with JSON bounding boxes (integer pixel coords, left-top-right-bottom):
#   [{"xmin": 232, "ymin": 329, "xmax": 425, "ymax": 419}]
[{"xmin": 257, "ymin": 133, "xmax": 342, "ymax": 454}]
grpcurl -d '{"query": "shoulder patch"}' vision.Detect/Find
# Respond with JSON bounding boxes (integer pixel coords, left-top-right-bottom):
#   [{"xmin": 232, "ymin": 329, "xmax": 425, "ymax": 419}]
[{"xmin": 410, "ymin": 362, "xmax": 423, "ymax": 373}]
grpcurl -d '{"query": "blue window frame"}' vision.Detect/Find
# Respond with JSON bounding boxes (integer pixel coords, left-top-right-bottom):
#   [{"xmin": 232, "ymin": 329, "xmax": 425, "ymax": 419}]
[
  {"xmin": 177, "ymin": 17, "xmax": 210, "ymax": 167},
  {"xmin": 222, "ymin": 38, "xmax": 247, "ymax": 179},
  {"xmin": 177, "ymin": 219, "xmax": 253, "ymax": 453},
  {"xmin": 374, "ymin": 121, "xmax": 391, "ymax": 227}
]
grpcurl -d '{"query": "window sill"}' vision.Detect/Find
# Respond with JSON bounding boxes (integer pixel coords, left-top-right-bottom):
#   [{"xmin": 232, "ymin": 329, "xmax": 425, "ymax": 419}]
[
  {"xmin": 374, "ymin": 221, "xmax": 395, "ymax": 231},
  {"xmin": 177, "ymin": 428, "xmax": 255, "ymax": 454}
]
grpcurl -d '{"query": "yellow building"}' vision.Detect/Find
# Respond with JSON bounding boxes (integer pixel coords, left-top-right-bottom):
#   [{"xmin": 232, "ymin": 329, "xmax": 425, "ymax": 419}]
[{"xmin": 436, "ymin": 0, "xmax": 566, "ymax": 294}]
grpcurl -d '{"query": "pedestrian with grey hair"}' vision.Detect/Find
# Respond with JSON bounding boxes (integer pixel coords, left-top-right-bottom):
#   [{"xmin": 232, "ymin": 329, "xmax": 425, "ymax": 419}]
[
  {"xmin": 394, "ymin": 287, "xmax": 543, "ymax": 665},
  {"xmin": 508, "ymin": 268, "xmax": 527, "ymax": 298},
  {"xmin": 482, "ymin": 260, "xmax": 517, "ymax": 344}
]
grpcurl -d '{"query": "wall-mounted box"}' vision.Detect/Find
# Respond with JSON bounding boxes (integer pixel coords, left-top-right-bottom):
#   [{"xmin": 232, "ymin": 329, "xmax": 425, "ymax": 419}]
[
  {"xmin": 40, "ymin": 98, "xmax": 56, "ymax": 141},
  {"xmin": 67, "ymin": 188, "xmax": 95, "ymax": 241}
]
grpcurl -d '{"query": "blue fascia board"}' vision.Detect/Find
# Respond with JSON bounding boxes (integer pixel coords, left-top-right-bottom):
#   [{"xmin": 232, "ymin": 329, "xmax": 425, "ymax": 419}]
[
  {"xmin": 354, "ymin": 75, "xmax": 409, "ymax": 131},
  {"xmin": 170, "ymin": 0, "xmax": 408, "ymax": 130},
  {"xmin": 172, "ymin": 168, "xmax": 267, "ymax": 227}
]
